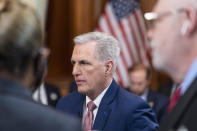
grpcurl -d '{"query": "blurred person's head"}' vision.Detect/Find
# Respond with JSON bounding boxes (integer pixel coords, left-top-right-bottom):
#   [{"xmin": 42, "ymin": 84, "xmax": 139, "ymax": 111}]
[
  {"xmin": 0, "ymin": 0, "xmax": 47, "ymax": 88},
  {"xmin": 146, "ymin": 0, "xmax": 197, "ymax": 82},
  {"xmin": 128, "ymin": 63, "xmax": 151, "ymax": 96},
  {"xmin": 71, "ymin": 32, "xmax": 120, "ymax": 100}
]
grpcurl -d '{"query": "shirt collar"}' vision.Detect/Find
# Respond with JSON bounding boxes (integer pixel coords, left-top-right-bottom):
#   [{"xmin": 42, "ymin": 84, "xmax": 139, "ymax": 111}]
[
  {"xmin": 86, "ymin": 79, "xmax": 112, "ymax": 108},
  {"xmin": 181, "ymin": 57, "xmax": 197, "ymax": 95},
  {"xmin": 140, "ymin": 87, "xmax": 149, "ymax": 101}
]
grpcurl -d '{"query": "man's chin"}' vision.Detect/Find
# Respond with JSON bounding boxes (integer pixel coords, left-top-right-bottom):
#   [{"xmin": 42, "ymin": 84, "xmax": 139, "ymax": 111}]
[{"xmin": 77, "ymin": 86, "xmax": 87, "ymax": 94}]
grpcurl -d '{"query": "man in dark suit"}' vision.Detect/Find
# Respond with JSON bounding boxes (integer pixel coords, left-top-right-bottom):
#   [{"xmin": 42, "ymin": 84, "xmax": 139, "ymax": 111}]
[
  {"xmin": 56, "ymin": 32, "xmax": 158, "ymax": 131},
  {"xmin": 33, "ymin": 53, "xmax": 61, "ymax": 107},
  {"xmin": 127, "ymin": 63, "xmax": 169, "ymax": 123},
  {"xmin": 33, "ymin": 82, "xmax": 61, "ymax": 107},
  {"xmin": 0, "ymin": 0, "xmax": 81, "ymax": 130},
  {"xmin": 145, "ymin": 0, "xmax": 197, "ymax": 130}
]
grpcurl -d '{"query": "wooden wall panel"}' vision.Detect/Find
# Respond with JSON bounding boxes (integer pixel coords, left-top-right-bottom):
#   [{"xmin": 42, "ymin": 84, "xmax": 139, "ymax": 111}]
[
  {"xmin": 70, "ymin": 0, "xmax": 94, "ymax": 35},
  {"xmin": 140, "ymin": 0, "xmax": 157, "ymax": 13},
  {"xmin": 45, "ymin": 0, "xmax": 73, "ymax": 95}
]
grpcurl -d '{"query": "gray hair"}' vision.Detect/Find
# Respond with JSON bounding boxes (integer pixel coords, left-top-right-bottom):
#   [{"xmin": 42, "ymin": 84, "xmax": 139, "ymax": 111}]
[
  {"xmin": 0, "ymin": 0, "xmax": 42, "ymax": 76},
  {"xmin": 73, "ymin": 32, "xmax": 120, "ymax": 74}
]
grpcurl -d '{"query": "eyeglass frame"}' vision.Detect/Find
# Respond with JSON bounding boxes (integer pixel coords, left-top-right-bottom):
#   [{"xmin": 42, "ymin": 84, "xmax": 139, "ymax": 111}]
[{"xmin": 144, "ymin": 8, "xmax": 186, "ymax": 29}]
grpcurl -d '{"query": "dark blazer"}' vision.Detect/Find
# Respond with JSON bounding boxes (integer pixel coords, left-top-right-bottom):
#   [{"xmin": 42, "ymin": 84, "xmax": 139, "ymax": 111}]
[
  {"xmin": 159, "ymin": 77, "xmax": 197, "ymax": 131},
  {"xmin": 147, "ymin": 90, "xmax": 169, "ymax": 123},
  {"xmin": 44, "ymin": 82, "xmax": 61, "ymax": 107},
  {"xmin": 0, "ymin": 77, "xmax": 81, "ymax": 131},
  {"xmin": 158, "ymin": 82, "xmax": 174, "ymax": 98},
  {"xmin": 57, "ymin": 79, "xmax": 158, "ymax": 131}
]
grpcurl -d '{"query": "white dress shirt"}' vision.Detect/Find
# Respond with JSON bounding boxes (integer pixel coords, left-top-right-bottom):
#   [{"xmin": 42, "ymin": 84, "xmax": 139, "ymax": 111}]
[
  {"xmin": 33, "ymin": 83, "xmax": 48, "ymax": 105},
  {"xmin": 82, "ymin": 80, "xmax": 112, "ymax": 125},
  {"xmin": 140, "ymin": 88, "xmax": 149, "ymax": 101},
  {"xmin": 181, "ymin": 57, "xmax": 197, "ymax": 95}
]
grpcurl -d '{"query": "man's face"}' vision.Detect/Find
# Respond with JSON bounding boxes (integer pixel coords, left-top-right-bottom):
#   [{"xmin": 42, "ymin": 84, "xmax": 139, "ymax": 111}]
[
  {"xmin": 71, "ymin": 41, "xmax": 106, "ymax": 96},
  {"xmin": 129, "ymin": 69, "xmax": 149, "ymax": 96},
  {"xmin": 147, "ymin": 0, "xmax": 183, "ymax": 72}
]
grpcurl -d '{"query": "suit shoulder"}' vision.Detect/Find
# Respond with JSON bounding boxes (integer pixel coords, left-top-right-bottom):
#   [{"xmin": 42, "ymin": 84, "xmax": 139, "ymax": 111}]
[
  {"xmin": 119, "ymin": 88, "xmax": 146, "ymax": 104},
  {"xmin": 56, "ymin": 91, "xmax": 84, "ymax": 116},
  {"xmin": 117, "ymin": 88, "xmax": 153, "ymax": 111},
  {"xmin": 57, "ymin": 91, "xmax": 82, "ymax": 105},
  {"xmin": 115, "ymin": 88, "xmax": 159, "ymax": 130},
  {"xmin": 31, "ymin": 103, "xmax": 81, "ymax": 131},
  {"xmin": 1, "ymin": 97, "xmax": 81, "ymax": 131}
]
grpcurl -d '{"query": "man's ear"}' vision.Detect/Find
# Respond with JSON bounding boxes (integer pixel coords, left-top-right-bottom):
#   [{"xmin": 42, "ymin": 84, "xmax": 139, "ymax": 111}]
[
  {"xmin": 182, "ymin": 8, "xmax": 197, "ymax": 36},
  {"xmin": 105, "ymin": 59, "xmax": 113, "ymax": 76}
]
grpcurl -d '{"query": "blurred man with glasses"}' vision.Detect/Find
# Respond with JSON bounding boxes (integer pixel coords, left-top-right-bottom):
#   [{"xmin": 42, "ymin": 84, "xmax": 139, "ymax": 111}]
[{"xmin": 145, "ymin": 0, "xmax": 197, "ymax": 130}]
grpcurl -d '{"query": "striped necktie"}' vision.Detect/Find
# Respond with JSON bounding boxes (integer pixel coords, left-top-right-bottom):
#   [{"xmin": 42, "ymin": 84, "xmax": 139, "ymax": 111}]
[
  {"xmin": 167, "ymin": 86, "xmax": 181, "ymax": 113},
  {"xmin": 83, "ymin": 101, "xmax": 96, "ymax": 131}
]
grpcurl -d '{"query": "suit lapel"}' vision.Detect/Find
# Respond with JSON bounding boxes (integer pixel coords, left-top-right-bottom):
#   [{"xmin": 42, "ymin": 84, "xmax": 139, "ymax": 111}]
[
  {"xmin": 92, "ymin": 79, "xmax": 119, "ymax": 130},
  {"xmin": 92, "ymin": 105, "xmax": 112, "ymax": 130},
  {"xmin": 159, "ymin": 77, "xmax": 197, "ymax": 131},
  {"xmin": 75, "ymin": 93, "xmax": 85, "ymax": 119}
]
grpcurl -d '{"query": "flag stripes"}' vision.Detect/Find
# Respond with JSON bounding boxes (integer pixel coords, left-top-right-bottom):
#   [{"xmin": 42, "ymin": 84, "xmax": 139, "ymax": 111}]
[{"xmin": 96, "ymin": 0, "xmax": 149, "ymax": 87}]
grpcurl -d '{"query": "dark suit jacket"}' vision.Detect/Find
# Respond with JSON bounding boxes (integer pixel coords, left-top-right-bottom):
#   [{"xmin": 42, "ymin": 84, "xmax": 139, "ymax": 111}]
[
  {"xmin": 158, "ymin": 82, "xmax": 174, "ymax": 98},
  {"xmin": 57, "ymin": 79, "xmax": 158, "ymax": 131},
  {"xmin": 0, "ymin": 77, "xmax": 81, "ymax": 131},
  {"xmin": 147, "ymin": 90, "xmax": 169, "ymax": 123},
  {"xmin": 44, "ymin": 82, "xmax": 61, "ymax": 107},
  {"xmin": 159, "ymin": 77, "xmax": 197, "ymax": 131}
]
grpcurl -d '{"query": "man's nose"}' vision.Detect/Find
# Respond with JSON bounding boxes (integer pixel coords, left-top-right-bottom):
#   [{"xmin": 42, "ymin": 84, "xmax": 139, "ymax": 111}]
[{"xmin": 72, "ymin": 64, "xmax": 81, "ymax": 76}]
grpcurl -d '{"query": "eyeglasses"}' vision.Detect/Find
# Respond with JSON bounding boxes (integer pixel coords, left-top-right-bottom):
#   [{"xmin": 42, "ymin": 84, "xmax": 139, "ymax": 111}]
[{"xmin": 144, "ymin": 8, "xmax": 185, "ymax": 29}]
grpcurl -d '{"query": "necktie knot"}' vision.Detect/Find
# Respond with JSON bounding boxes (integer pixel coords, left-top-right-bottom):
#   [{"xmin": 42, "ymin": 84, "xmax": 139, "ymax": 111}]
[{"xmin": 87, "ymin": 101, "xmax": 96, "ymax": 112}]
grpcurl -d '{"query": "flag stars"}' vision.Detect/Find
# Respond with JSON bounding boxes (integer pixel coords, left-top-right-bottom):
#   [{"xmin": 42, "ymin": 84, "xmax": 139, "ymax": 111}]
[{"xmin": 110, "ymin": 0, "xmax": 139, "ymax": 19}]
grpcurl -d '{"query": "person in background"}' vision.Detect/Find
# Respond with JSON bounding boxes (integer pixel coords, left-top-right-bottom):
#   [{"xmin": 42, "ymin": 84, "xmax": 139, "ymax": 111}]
[
  {"xmin": 33, "ymin": 82, "xmax": 61, "ymax": 107},
  {"xmin": 33, "ymin": 52, "xmax": 61, "ymax": 107},
  {"xmin": 145, "ymin": 0, "xmax": 197, "ymax": 130},
  {"xmin": 127, "ymin": 63, "xmax": 169, "ymax": 123},
  {"xmin": 56, "ymin": 31, "xmax": 158, "ymax": 131},
  {"xmin": 0, "ymin": 0, "xmax": 81, "ymax": 130}
]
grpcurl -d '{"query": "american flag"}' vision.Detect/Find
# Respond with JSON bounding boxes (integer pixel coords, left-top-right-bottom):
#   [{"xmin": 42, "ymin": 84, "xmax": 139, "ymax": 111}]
[{"xmin": 96, "ymin": 0, "xmax": 150, "ymax": 87}]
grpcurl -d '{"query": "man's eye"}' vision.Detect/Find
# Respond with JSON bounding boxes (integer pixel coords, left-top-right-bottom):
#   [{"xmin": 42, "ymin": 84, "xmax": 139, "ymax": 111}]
[
  {"xmin": 71, "ymin": 61, "xmax": 75, "ymax": 65},
  {"xmin": 80, "ymin": 61, "xmax": 89, "ymax": 65}
]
